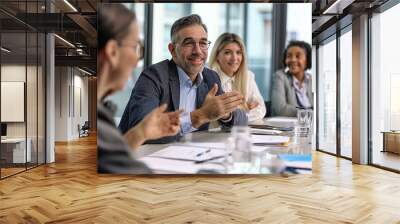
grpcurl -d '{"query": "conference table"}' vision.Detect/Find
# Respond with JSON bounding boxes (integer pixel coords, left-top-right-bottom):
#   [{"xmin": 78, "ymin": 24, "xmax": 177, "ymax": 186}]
[{"xmin": 135, "ymin": 117, "xmax": 312, "ymax": 175}]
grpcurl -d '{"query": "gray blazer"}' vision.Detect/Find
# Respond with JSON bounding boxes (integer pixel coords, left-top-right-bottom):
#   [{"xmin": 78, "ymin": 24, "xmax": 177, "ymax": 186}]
[
  {"xmin": 118, "ymin": 59, "xmax": 248, "ymax": 143},
  {"xmin": 98, "ymin": 101, "xmax": 152, "ymax": 174},
  {"xmin": 270, "ymin": 69, "xmax": 313, "ymax": 117}
]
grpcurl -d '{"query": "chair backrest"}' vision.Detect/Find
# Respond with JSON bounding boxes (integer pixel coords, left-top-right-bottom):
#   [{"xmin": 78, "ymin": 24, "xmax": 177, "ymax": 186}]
[
  {"xmin": 82, "ymin": 121, "xmax": 90, "ymax": 129},
  {"xmin": 264, "ymin": 101, "xmax": 272, "ymax": 118}
]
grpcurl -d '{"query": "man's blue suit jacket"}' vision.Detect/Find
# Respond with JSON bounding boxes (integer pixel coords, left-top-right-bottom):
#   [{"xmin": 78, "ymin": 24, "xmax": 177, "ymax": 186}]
[{"xmin": 118, "ymin": 59, "xmax": 248, "ymax": 143}]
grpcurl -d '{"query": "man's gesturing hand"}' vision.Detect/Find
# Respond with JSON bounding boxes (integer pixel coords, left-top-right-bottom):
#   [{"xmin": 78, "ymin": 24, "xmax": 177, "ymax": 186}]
[{"xmin": 191, "ymin": 84, "xmax": 243, "ymax": 128}]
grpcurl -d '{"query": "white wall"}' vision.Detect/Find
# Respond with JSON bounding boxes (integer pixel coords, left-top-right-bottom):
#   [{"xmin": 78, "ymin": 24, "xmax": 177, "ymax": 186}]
[
  {"xmin": 1, "ymin": 64, "xmax": 46, "ymax": 164},
  {"xmin": 1, "ymin": 65, "xmax": 32, "ymax": 138},
  {"xmin": 54, "ymin": 66, "xmax": 69, "ymax": 141},
  {"xmin": 72, "ymin": 72, "xmax": 89, "ymax": 138},
  {"xmin": 54, "ymin": 67, "xmax": 89, "ymax": 141},
  {"xmin": 1, "ymin": 65, "xmax": 26, "ymax": 81}
]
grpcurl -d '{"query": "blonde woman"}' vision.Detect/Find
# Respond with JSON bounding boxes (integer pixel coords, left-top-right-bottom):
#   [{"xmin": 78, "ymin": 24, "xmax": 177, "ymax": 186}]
[{"xmin": 209, "ymin": 33, "xmax": 266, "ymax": 122}]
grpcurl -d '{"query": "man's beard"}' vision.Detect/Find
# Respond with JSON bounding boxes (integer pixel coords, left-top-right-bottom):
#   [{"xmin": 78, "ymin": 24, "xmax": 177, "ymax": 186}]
[{"xmin": 184, "ymin": 54, "xmax": 205, "ymax": 75}]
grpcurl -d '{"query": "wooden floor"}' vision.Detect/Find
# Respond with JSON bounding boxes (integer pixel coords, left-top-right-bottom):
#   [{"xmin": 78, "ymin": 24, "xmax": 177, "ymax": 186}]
[
  {"xmin": 372, "ymin": 150, "xmax": 400, "ymax": 171},
  {"xmin": 1, "ymin": 163, "xmax": 45, "ymax": 178},
  {"xmin": 1, "ymin": 167, "xmax": 26, "ymax": 177},
  {"xmin": 1, "ymin": 134, "xmax": 400, "ymax": 223}
]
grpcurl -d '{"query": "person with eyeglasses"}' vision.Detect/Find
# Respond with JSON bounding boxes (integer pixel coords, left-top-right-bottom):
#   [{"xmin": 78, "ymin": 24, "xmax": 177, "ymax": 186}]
[
  {"xmin": 119, "ymin": 14, "xmax": 247, "ymax": 143},
  {"xmin": 97, "ymin": 4, "xmax": 181, "ymax": 173}
]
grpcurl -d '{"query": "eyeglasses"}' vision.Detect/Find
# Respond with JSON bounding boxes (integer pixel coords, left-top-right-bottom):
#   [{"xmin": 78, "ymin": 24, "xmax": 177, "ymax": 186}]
[
  {"xmin": 119, "ymin": 40, "xmax": 144, "ymax": 60},
  {"xmin": 178, "ymin": 38, "xmax": 211, "ymax": 50}
]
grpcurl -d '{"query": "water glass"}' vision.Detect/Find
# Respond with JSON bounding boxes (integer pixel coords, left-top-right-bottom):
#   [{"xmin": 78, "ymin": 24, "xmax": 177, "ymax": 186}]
[
  {"xmin": 227, "ymin": 126, "xmax": 252, "ymax": 173},
  {"xmin": 297, "ymin": 108, "xmax": 313, "ymax": 128},
  {"xmin": 250, "ymin": 147, "xmax": 265, "ymax": 173},
  {"xmin": 224, "ymin": 137, "xmax": 235, "ymax": 172},
  {"xmin": 231, "ymin": 126, "xmax": 252, "ymax": 163},
  {"xmin": 180, "ymin": 132, "xmax": 192, "ymax": 143},
  {"xmin": 295, "ymin": 109, "xmax": 313, "ymax": 144}
]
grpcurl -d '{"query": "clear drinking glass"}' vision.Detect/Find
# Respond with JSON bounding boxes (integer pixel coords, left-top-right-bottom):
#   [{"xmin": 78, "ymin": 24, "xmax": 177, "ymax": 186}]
[
  {"xmin": 179, "ymin": 132, "xmax": 192, "ymax": 143},
  {"xmin": 294, "ymin": 109, "xmax": 313, "ymax": 145},
  {"xmin": 224, "ymin": 137, "xmax": 235, "ymax": 173},
  {"xmin": 297, "ymin": 109, "xmax": 313, "ymax": 128},
  {"xmin": 230, "ymin": 126, "xmax": 252, "ymax": 173},
  {"xmin": 250, "ymin": 147, "xmax": 265, "ymax": 173}
]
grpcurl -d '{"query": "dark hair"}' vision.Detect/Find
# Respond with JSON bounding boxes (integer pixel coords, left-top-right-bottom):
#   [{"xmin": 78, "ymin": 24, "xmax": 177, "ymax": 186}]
[
  {"xmin": 282, "ymin": 40, "xmax": 312, "ymax": 70},
  {"xmin": 170, "ymin": 14, "xmax": 208, "ymax": 43},
  {"xmin": 98, "ymin": 3, "xmax": 136, "ymax": 50}
]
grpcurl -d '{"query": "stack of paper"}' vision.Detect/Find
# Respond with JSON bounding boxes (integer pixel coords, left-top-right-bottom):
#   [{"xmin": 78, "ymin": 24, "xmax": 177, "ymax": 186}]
[
  {"xmin": 251, "ymin": 135, "xmax": 290, "ymax": 145},
  {"xmin": 250, "ymin": 128, "xmax": 282, "ymax": 135},
  {"xmin": 265, "ymin": 117, "xmax": 297, "ymax": 128}
]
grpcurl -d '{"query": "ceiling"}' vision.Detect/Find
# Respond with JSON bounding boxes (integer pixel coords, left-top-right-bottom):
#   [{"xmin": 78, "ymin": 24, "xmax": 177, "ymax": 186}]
[
  {"xmin": 0, "ymin": 0, "xmax": 97, "ymax": 74},
  {"xmin": 311, "ymin": 0, "xmax": 390, "ymax": 43},
  {"xmin": 0, "ymin": 0, "xmax": 394, "ymax": 75}
]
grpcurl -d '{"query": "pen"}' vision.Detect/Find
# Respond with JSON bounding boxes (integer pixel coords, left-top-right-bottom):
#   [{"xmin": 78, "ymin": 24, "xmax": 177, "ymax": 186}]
[
  {"xmin": 195, "ymin": 155, "xmax": 225, "ymax": 164},
  {"xmin": 196, "ymin": 148, "xmax": 211, "ymax": 157}
]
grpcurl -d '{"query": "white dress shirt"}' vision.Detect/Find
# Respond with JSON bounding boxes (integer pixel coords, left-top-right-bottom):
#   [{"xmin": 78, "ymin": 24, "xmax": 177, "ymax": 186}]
[
  {"xmin": 219, "ymin": 70, "xmax": 266, "ymax": 122},
  {"xmin": 177, "ymin": 66, "xmax": 203, "ymax": 134}
]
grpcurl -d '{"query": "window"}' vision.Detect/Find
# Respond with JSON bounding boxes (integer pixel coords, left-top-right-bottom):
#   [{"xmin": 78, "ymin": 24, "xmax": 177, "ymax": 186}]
[
  {"xmin": 0, "ymin": 0, "xmax": 46, "ymax": 178},
  {"xmin": 317, "ymin": 37, "xmax": 337, "ymax": 154},
  {"xmin": 246, "ymin": 4, "xmax": 273, "ymax": 100},
  {"xmin": 371, "ymin": 3, "xmax": 400, "ymax": 171},
  {"xmin": 312, "ymin": 46, "xmax": 317, "ymax": 148},
  {"xmin": 227, "ymin": 3, "xmax": 245, "ymax": 37},
  {"xmin": 152, "ymin": 3, "xmax": 227, "ymax": 64},
  {"xmin": 286, "ymin": 3, "xmax": 312, "ymax": 44},
  {"xmin": 339, "ymin": 28, "xmax": 352, "ymax": 158},
  {"xmin": 106, "ymin": 3, "xmax": 310, "ymax": 126}
]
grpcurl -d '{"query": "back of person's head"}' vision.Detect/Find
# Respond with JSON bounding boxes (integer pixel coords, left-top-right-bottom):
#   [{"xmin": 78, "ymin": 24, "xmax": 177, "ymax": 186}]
[
  {"xmin": 170, "ymin": 14, "xmax": 208, "ymax": 43},
  {"xmin": 282, "ymin": 40, "xmax": 312, "ymax": 70},
  {"xmin": 98, "ymin": 3, "xmax": 136, "ymax": 51},
  {"xmin": 208, "ymin": 32, "xmax": 248, "ymax": 75}
]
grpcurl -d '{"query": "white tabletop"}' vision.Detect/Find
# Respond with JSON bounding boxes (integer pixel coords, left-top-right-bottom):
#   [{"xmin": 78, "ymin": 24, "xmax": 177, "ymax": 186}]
[{"xmin": 135, "ymin": 128, "xmax": 312, "ymax": 174}]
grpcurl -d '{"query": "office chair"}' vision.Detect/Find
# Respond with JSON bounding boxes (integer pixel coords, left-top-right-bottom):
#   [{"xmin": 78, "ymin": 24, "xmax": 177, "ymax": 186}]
[
  {"xmin": 264, "ymin": 101, "xmax": 272, "ymax": 118},
  {"xmin": 78, "ymin": 121, "xmax": 90, "ymax": 138}
]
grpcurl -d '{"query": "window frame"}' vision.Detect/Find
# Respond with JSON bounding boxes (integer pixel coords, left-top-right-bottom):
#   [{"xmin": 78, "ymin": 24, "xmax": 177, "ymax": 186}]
[
  {"xmin": 315, "ymin": 21, "xmax": 353, "ymax": 161},
  {"xmin": 368, "ymin": 0, "xmax": 400, "ymax": 173}
]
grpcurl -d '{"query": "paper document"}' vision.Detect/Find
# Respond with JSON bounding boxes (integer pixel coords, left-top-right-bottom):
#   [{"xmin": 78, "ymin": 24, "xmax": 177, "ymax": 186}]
[
  {"xmin": 265, "ymin": 117, "xmax": 297, "ymax": 127},
  {"xmin": 183, "ymin": 142, "xmax": 268, "ymax": 152},
  {"xmin": 181, "ymin": 142, "xmax": 225, "ymax": 149},
  {"xmin": 250, "ymin": 128, "xmax": 282, "ymax": 135},
  {"xmin": 249, "ymin": 125, "xmax": 293, "ymax": 132},
  {"xmin": 138, "ymin": 157, "xmax": 225, "ymax": 174},
  {"xmin": 147, "ymin": 145, "xmax": 226, "ymax": 162},
  {"xmin": 251, "ymin": 135, "xmax": 290, "ymax": 145}
]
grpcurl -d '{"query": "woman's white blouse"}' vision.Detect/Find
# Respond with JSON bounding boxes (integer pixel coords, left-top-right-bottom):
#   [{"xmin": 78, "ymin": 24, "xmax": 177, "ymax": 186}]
[{"xmin": 219, "ymin": 70, "xmax": 266, "ymax": 122}]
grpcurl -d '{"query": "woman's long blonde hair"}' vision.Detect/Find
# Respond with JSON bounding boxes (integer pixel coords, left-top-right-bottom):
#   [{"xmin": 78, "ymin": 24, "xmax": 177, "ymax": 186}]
[{"xmin": 209, "ymin": 32, "xmax": 249, "ymax": 110}]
